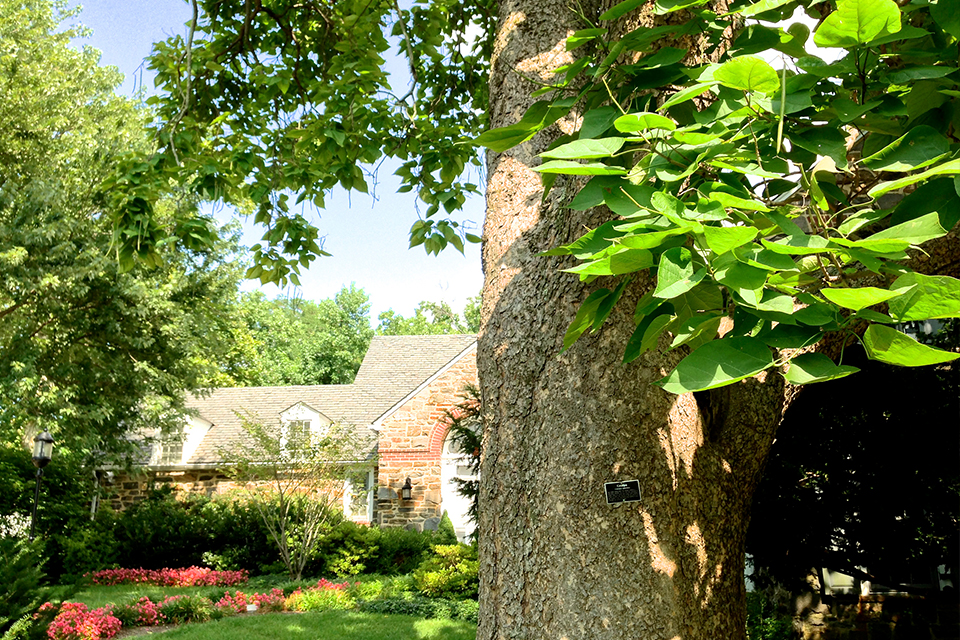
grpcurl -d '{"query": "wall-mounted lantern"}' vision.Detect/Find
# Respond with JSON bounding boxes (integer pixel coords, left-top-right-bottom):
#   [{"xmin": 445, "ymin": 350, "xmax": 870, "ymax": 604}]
[{"xmin": 401, "ymin": 477, "xmax": 413, "ymax": 500}]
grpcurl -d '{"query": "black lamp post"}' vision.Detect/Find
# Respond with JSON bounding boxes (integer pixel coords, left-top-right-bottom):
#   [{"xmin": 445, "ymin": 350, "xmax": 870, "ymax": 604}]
[
  {"xmin": 401, "ymin": 477, "xmax": 413, "ymax": 500},
  {"xmin": 29, "ymin": 431, "xmax": 54, "ymax": 541}
]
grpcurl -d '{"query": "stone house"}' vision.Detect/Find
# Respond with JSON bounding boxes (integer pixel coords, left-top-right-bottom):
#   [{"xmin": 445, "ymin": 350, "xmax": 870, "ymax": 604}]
[{"xmin": 108, "ymin": 334, "xmax": 479, "ymax": 539}]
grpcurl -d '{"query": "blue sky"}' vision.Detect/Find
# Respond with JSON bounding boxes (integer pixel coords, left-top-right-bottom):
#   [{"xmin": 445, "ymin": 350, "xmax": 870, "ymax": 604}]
[{"xmin": 70, "ymin": 0, "xmax": 484, "ymax": 324}]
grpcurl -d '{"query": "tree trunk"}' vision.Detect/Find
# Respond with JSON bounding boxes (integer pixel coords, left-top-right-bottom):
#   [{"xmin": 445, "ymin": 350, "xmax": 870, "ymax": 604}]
[{"xmin": 476, "ymin": 1, "xmax": 787, "ymax": 638}]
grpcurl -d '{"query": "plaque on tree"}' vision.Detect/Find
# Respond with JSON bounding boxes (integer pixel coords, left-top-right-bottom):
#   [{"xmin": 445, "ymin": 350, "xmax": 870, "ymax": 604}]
[{"xmin": 604, "ymin": 480, "xmax": 641, "ymax": 505}]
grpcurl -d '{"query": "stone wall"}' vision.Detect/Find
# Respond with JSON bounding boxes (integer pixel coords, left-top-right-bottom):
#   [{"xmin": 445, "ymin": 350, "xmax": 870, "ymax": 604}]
[
  {"xmin": 105, "ymin": 469, "xmax": 239, "ymax": 510},
  {"xmin": 376, "ymin": 348, "xmax": 477, "ymax": 531}
]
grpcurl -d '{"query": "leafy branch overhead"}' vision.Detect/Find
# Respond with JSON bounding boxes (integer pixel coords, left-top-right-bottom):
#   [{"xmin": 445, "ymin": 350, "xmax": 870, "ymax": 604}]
[
  {"xmin": 106, "ymin": 0, "xmax": 495, "ymax": 286},
  {"xmin": 476, "ymin": 0, "xmax": 960, "ymax": 393}
]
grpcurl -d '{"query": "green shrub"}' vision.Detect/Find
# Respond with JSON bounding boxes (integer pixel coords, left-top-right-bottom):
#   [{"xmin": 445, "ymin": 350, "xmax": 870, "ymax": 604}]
[
  {"xmin": 284, "ymin": 587, "xmax": 355, "ymax": 612},
  {"xmin": 358, "ymin": 597, "xmax": 478, "ymax": 623},
  {"xmin": 315, "ymin": 520, "xmax": 379, "ymax": 577},
  {"xmin": 412, "ymin": 544, "xmax": 479, "ymax": 600},
  {"xmin": 348, "ymin": 574, "xmax": 416, "ymax": 601},
  {"xmin": 366, "ymin": 527, "xmax": 434, "ymax": 575},
  {"xmin": 746, "ymin": 592, "xmax": 796, "ymax": 640}
]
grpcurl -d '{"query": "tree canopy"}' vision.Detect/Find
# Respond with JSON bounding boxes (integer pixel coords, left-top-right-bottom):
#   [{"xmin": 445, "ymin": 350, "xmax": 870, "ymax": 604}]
[
  {"xmin": 237, "ymin": 284, "xmax": 374, "ymax": 386},
  {"xmin": 377, "ymin": 296, "xmax": 480, "ymax": 335}
]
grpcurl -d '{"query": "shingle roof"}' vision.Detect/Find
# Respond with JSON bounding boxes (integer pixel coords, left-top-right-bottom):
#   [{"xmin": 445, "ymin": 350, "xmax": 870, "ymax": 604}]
[
  {"xmin": 353, "ymin": 334, "xmax": 477, "ymax": 406},
  {"xmin": 179, "ymin": 334, "xmax": 477, "ymax": 466}
]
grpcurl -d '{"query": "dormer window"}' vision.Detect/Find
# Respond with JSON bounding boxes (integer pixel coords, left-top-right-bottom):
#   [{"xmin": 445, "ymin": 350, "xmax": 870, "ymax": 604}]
[
  {"xmin": 159, "ymin": 433, "xmax": 183, "ymax": 465},
  {"xmin": 285, "ymin": 419, "xmax": 312, "ymax": 458}
]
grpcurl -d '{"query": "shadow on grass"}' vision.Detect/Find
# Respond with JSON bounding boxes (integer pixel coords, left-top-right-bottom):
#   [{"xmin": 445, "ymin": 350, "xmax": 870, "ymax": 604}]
[{"xmin": 158, "ymin": 611, "xmax": 476, "ymax": 640}]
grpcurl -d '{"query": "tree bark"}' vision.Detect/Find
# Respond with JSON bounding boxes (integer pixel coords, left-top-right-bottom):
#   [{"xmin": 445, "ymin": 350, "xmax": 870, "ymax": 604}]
[{"xmin": 476, "ymin": 2, "xmax": 787, "ymax": 638}]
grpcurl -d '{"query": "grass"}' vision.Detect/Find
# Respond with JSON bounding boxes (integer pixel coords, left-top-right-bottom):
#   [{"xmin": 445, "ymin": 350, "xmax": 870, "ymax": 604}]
[{"xmin": 149, "ymin": 611, "xmax": 476, "ymax": 640}]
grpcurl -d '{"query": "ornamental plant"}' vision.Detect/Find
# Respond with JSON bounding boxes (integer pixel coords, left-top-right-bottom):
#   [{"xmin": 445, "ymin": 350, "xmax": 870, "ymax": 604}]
[
  {"xmin": 87, "ymin": 567, "xmax": 248, "ymax": 587},
  {"xmin": 41, "ymin": 602, "xmax": 122, "ymax": 640},
  {"xmin": 284, "ymin": 579, "xmax": 356, "ymax": 612},
  {"xmin": 477, "ymin": 0, "xmax": 960, "ymax": 392}
]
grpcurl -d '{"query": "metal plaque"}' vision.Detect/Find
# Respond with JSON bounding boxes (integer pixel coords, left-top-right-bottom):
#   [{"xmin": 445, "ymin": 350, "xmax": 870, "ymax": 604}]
[{"xmin": 604, "ymin": 479, "xmax": 641, "ymax": 504}]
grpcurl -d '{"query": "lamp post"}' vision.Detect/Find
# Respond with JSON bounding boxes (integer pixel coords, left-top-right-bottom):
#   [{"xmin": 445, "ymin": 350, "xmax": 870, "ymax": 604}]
[{"xmin": 29, "ymin": 431, "xmax": 54, "ymax": 541}]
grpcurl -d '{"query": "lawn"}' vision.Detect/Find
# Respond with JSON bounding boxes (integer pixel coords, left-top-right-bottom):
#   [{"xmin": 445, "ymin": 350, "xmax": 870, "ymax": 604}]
[{"xmin": 136, "ymin": 611, "xmax": 476, "ymax": 640}]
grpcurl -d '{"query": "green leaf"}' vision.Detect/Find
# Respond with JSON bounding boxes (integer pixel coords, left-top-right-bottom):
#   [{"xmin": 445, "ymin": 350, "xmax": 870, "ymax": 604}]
[
  {"xmin": 756, "ymin": 324, "xmax": 823, "ymax": 349},
  {"xmin": 861, "ymin": 126, "xmax": 951, "ymax": 172},
  {"xmin": 715, "ymin": 254, "xmax": 768, "ymax": 291},
  {"xmin": 761, "ymin": 235, "xmax": 833, "ymax": 255},
  {"xmin": 600, "ymin": 0, "xmax": 645, "ymax": 21},
  {"xmin": 867, "ymin": 212, "xmax": 948, "ymax": 247},
  {"xmin": 888, "ymin": 273, "xmax": 960, "ymax": 321},
  {"xmin": 656, "ymin": 337, "xmax": 775, "ymax": 393},
  {"xmin": 737, "ymin": 0, "xmax": 797, "ymax": 18},
  {"xmin": 614, "ymin": 112, "xmax": 677, "ymax": 133},
  {"xmin": 714, "ymin": 56, "xmax": 780, "ymax": 94},
  {"xmin": 863, "ymin": 325, "xmax": 960, "ymax": 366},
  {"xmin": 885, "ymin": 66, "xmax": 958, "ymax": 84},
  {"xmin": 567, "ymin": 28, "xmax": 607, "ymax": 50},
  {"xmin": 563, "ymin": 289, "xmax": 613, "ymax": 350},
  {"xmin": 535, "ymin": 160, "xmax": 628, "ymax": 175},
  {"xmin": 580, "ymin": 107, "xmax": 621, "ymax": 139},
  {"xmin": 654, "ymin": 248, "xmax": 706, "ymax": 299},
  {"xmin": 869, "ymin": 159, "xmax": 960, "ymax": 199},
  {"xmin": 784, "ymin": 353, "xmax": 859, "ymax": 385},
  {"xmin": 624, "ymin": 311, "xmax": 674, "ymax": 363},
  {"xmin": 670, "ymin": 313, "xmax": 722, "ymax": 349},
  {"xmin": 820, "ymin": 286, "xmax": 903, "ymax": 311},
  {"xmin": 813, "ymin": 0, "xmax": 901, "ymax": 48},
  {"xmin": 618, "ymin": 227, "xmax": 691, "ymax": 250},
  {"xmin": 659, "ymin": 82, "xmax": 718, "ymax": 111},
  {"xmin": 564, "ymin": 248, "xmax": 654, "ymax": 277},
  {"xmin": 703, "ymin": 226, "xmax": 759, "ymax": 255},
  {"xmin": 708, "ymin": 191, "xmax": 771, "ymax": 212},
  {"xmin": 541, "ymin": 138, "xmax": 626, "ymax": 159}
]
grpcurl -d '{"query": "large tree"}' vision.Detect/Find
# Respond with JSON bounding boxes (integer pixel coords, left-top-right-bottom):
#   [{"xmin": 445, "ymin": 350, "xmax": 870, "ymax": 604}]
[
  {"xmin": 122, "ymin": 0, "xmax": 958, "ymax": 637},
  {"xmin": 0, "ymin": 0, "xmax": 248, "ymax": 457}
]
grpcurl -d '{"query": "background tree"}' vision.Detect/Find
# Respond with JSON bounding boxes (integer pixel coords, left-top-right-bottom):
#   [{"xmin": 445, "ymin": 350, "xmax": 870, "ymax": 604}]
[
  {"xmin": 238, "ymin": 284, "xmax": 373, "ymax": 386},
  {"xmin": 377, "ymin": 299, "xmax": 478, "ymax": 335},
  {"xmin": 0, "ymin": 0, "xmax": 247, "ymax": 457}
]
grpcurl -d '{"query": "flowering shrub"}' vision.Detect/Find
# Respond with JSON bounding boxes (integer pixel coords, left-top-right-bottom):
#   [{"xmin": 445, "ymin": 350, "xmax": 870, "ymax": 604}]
[
  {"xmin": 41, "ymin": 602, "xmax": 122, "ymax": 640},
  {"xmin": 284, "ymin": 579, "xmax": 356, "ymax": 612},
  {"xmin": 214, "ymin": 591, "xmax": 248, "ymax": 615},
  {"xmin": 110, "ymin": 597, "xmax": 164, "ymax": 628},
  {"xmin": 252, "ymin": 589, "xmax": 286, "ymax": 613},
  {"xmin": 87, "ymin": 567, "xmax": 248, "ymax": 587}
]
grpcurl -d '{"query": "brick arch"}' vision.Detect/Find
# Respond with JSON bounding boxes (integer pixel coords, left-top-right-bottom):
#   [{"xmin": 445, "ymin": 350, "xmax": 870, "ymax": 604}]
[{"xmin": 428, "ymin": 421, "xmax": 452, "ymax": 456}]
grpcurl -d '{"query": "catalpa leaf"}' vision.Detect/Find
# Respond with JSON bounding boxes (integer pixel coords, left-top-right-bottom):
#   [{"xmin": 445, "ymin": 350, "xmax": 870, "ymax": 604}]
[
  {"xmin": 869, "ymin": 159, "xmax": 960, "ymax": 199},
  {"xmin": 535, "ymin": 160, "xmax": 627, "ymax": 175},
  {"xmin": 813, "ymin": 0, "xmax": 901, "ymax": 48},
  {"xmin": 656, "ymin": 337, "xmax": 775, "ymax": 393},
  {"xmin": 861, "ymin": 126, "xmax": 951, "ymax": 172},
  {"xmin": 888, "ymin": 273, "xmax": 960, "ymax": 321},
  {"xmin": 654, "ymin": 247, "xmax": 706, "ymax": 299},
  {"xmin": 703, "ymin": 226, "xmax": 759, "ymax": 255},
  {"xmin": 542, "ymin": 138, "xmax": 626, "ymax": 160},
  {"xmin": 863, "ymin": 324, "xmax": 960, "ymax": 366},
  {"xmin": 784, "ymin": 353, "xmax": 859, "ymax": 385},
  {"xmin": 614, "ymin": 112, "xmax": 677, "ymax": 133},
  {"xmin": 714, "ymin": 56, "xmax": 780, "ymax": 94},
  {"xmin": 820, "ymin": 286, "xmax": 904, "ymax": 311}
]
